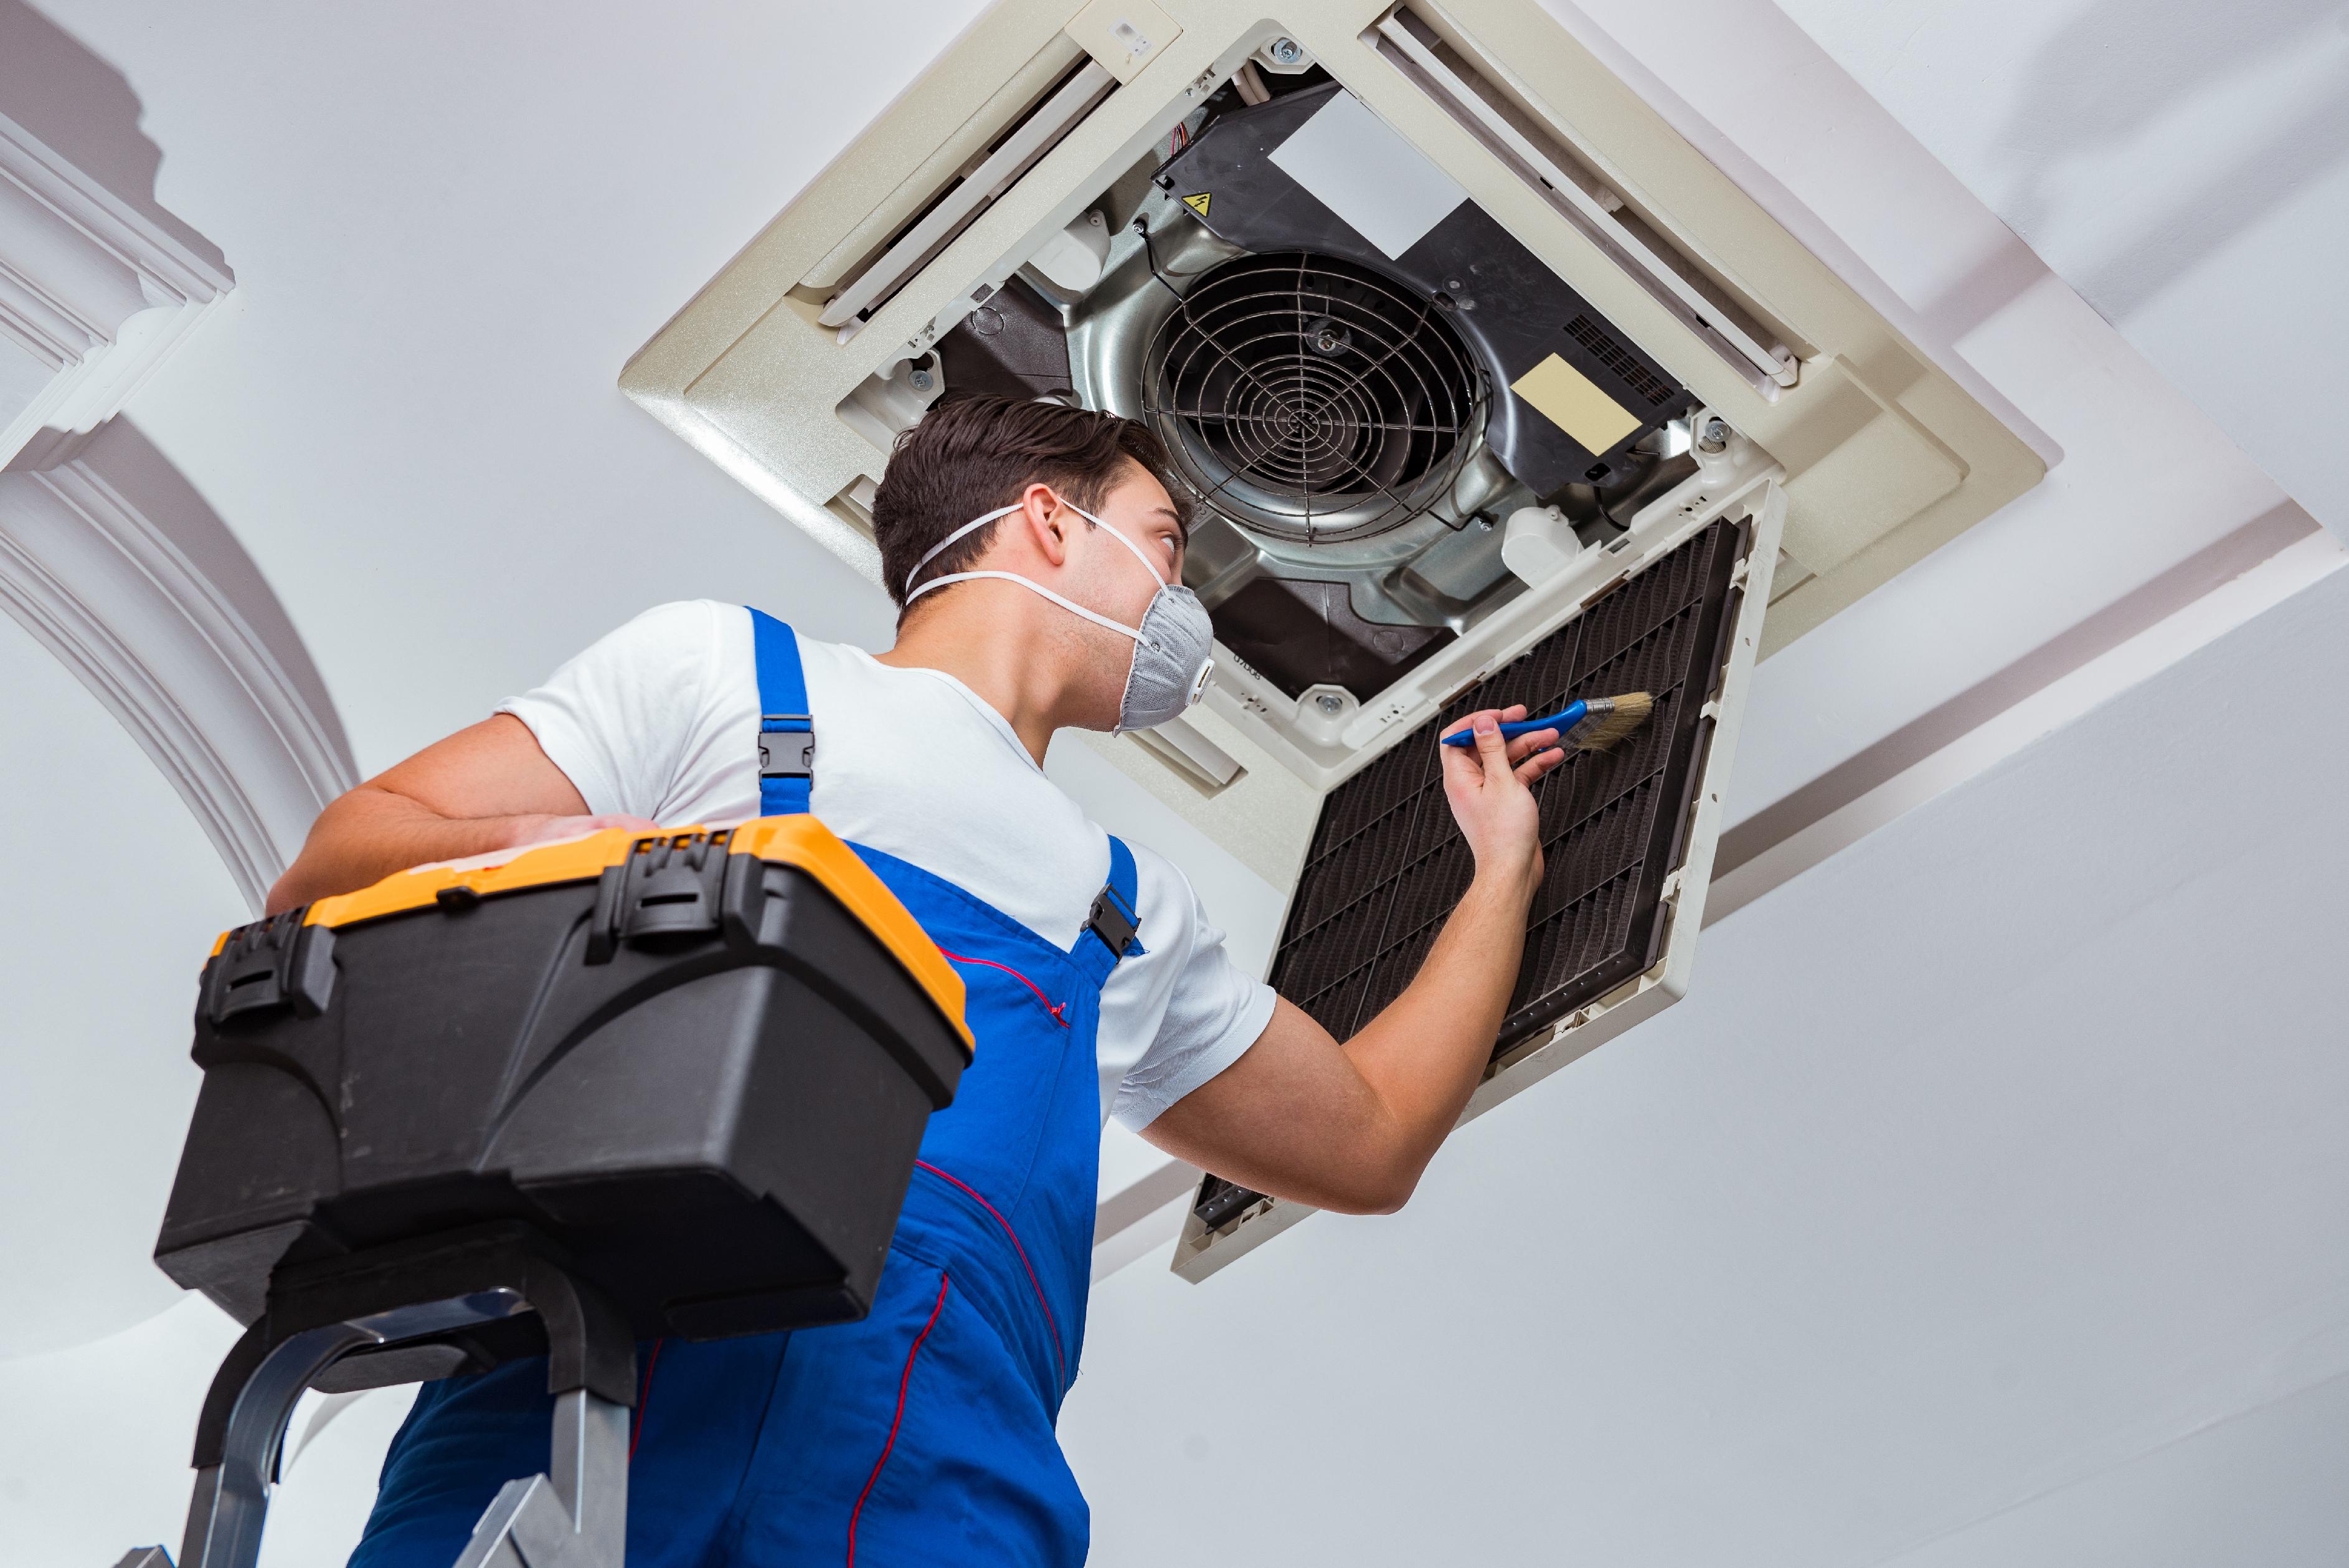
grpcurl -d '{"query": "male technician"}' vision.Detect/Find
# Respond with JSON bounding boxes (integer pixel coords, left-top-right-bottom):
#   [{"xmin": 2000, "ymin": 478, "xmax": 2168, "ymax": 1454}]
[{"xmin": 275, "ymin": 395, "xmax": 1566, "ymax": 1566}]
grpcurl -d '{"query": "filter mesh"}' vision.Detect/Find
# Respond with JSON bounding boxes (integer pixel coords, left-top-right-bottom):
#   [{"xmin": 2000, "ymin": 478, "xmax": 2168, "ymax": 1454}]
[
  {"xmin": 1193, "ymin": 519, "xmax": 1746, "ymax": 1234},
  {"xmin": 1271, "ymin": 517, "xmax": 1743, "ymax": 1041}
]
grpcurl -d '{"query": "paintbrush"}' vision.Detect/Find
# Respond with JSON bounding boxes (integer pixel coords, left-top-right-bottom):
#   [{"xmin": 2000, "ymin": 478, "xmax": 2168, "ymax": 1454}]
[{"xmin": 1439, "ymin": 692, "xmax": 1655, "ymax": 753}]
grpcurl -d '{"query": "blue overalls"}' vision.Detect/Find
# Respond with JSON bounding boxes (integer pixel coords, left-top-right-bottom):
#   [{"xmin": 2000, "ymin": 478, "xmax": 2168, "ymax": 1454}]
[{"xmin": 352, "ymin": 609, "xmax": 1137, "ymax": 1566}]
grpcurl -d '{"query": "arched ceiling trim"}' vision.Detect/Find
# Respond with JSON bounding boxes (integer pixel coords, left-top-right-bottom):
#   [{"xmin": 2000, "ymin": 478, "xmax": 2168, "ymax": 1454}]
[{"xmin": 0, "ymin": 421, "xmax": 355, "ymax": 910}]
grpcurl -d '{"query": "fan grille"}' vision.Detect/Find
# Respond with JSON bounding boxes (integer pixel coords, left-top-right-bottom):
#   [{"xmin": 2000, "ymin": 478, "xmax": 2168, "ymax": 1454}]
[{"xmin": 1140, "ymin": 253, "xmax": 1485, "ymax": 545}]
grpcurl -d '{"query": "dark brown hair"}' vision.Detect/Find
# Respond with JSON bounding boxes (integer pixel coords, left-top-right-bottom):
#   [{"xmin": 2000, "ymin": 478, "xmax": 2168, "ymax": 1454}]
[{"xmin": 872, "ymin": 394, "xmax": 1190, "ymax": 612}]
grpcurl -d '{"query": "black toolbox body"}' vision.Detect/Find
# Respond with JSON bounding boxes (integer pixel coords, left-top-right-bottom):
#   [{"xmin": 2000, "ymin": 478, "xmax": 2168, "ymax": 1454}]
[{"xmin": 156, "ymin": 818, "xmax": 972, "ymax": 1343}]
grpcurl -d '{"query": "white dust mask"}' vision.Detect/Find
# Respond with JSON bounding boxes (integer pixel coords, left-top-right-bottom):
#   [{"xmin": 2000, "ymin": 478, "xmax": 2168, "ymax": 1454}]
[{"xmin": 903, "ymin": 496, "xmax": 1215, "ymax": 732}]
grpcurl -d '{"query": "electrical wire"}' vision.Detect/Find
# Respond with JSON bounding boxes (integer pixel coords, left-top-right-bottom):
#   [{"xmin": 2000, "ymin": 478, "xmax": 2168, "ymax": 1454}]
[{"xmin": 1133, "ymin": 215, "xmax": 1216, "ymax": 302}]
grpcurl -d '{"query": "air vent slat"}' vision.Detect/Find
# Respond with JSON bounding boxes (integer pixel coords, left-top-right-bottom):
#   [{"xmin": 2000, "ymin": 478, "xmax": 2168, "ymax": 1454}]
[
  {"xmin": 1369, "ymin": 9, "xmax": 1796, "ymax": 393},
  {"xmin": 818, "ymin": 59, "xmax": 1115, "ymax": 329}
]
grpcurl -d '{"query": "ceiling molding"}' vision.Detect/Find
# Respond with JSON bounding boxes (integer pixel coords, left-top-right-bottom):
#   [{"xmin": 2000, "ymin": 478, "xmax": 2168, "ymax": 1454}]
[
  {"xmin": 0, "ymin": 421, "xmax": 356, "ymax": 912},
  {"xmin": 1708, "ymin": 503, "xmax": 2343, "ymax": 927},
  {"xmin": 0, "ymin": 108, "xmax": 234, "ymax": 469}
]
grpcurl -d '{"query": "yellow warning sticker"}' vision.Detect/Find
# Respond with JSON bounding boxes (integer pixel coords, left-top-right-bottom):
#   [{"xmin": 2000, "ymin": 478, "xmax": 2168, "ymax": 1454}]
[
  {"xmin": 1511, "ymin": 353, "xmax": 1639, "ymax": 456},
  {"xmin": 1182, "ymin": 191, "xmax": 1211, "ymax": 219}
]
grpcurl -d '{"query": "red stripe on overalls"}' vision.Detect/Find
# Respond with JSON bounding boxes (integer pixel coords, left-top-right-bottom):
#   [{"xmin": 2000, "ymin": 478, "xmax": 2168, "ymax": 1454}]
[
  {"xmin": 935, "ymin": 947, "xmax": 1070, "ymax": 1028},
  {"xmin": 847, "ymin": 1270, "xmax": 952, "ymax": 1567},
  {"xmin": 914, "ymin": 1159, "xmax": 1067, "ymax": 1391},
  {"xmin": 628, "ymin": 1337, "xmax": 664, "ymax": 1461}
]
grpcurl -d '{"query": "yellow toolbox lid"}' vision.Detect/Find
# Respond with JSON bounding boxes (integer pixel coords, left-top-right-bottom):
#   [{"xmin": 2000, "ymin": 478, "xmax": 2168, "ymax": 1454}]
[{"xmin": 247, "ymin": 817, "xmax": 971, "ymax": 1050}]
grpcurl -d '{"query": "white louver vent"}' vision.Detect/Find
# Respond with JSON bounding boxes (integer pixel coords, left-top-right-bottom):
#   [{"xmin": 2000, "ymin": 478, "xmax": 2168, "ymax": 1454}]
[
  {"xmin": 818, "ymin": 59, "xmax": 1118, "ymax": 333},
  {"xmin": 1367, "ymin": 8, "xmax": 1796, "ymax": 394}
]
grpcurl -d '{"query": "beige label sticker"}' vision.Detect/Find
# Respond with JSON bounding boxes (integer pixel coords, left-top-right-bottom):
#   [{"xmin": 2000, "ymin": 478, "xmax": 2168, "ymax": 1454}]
[{"xmin": 1511, "ymin": 353, "xmax": 1639, "ymax": 456}]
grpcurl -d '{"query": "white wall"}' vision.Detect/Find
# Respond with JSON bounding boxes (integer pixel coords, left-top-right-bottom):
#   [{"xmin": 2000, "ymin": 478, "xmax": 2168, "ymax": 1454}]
[{"xmin": 0, "ymin": 610, "xmax": 232, "ymax": 1356}]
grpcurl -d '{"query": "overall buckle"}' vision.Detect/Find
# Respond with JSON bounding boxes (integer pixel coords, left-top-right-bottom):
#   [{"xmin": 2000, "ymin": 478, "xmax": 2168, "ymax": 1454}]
[
  {"xmin": 1085, "ymin": 884, "xmax": 1140, "ymax": 958},
  {"xmin": 758, "ymin": 714, "xmax": 815, "ymax": 779}
]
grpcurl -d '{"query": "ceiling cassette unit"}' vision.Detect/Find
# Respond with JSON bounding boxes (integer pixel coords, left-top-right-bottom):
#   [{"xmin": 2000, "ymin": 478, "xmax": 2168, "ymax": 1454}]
[{"xmin": 623, "ymin": 0, "xmax": 2044, "ymax": 1280}]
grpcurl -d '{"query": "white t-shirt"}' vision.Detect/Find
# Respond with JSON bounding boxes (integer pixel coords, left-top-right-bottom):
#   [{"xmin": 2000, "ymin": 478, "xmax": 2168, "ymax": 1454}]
[{"xmin": 498, "ymin": 600, "xmax": 1275, "ymax": 1131}]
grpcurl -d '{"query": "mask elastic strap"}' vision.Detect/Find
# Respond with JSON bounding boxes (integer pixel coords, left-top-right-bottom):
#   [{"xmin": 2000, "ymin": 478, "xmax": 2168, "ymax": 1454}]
[
  {"xmin": 1064, "ymin": 501, "xmax": 1169, "ymax": 588},
  {"xmin": 904, "ymin": 504, "xmax": 1023, "ymax": 597},
  {"xmin": 907, "ymin": 570, "xmax": 1151, "ymax": 646},
  {"xmin": 904, "ymin": 496, "xmax": 1171, "ymax": 597}
]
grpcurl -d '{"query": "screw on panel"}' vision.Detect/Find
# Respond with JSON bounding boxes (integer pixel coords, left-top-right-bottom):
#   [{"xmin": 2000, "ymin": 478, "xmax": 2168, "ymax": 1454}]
[
  {"xmin": 1316, "ymin": 692, "xmax": 1344, "ymax": 714},
  {"xmin": 1267, "ymin": 37, "xmax": 1304, "ymax": 64},
  {"xmin": 910, "ymin": 369, "xmax": 933, "ymax": 391},
  {"xmin": 1696, "ymin": 416, "xmax": 1730, "ymax": 453}
]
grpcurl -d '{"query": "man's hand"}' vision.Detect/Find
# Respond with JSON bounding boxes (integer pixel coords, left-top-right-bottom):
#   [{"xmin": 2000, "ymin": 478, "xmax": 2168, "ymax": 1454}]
[
  {"xmin": 1439, "ymin": 702, "xmax": 1564, "ymax": 892},
  {"xmin": 1141, "ymin": 707, "xmax": 1566, "ymax": 1214},
  {"xmin": 266, "ymin": 715, "xmax": 644, "ymax": 912}
]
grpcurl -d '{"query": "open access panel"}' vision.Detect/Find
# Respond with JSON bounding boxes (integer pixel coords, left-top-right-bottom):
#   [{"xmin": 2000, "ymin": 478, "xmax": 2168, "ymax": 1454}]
[
  {"xmin": 616, "ymin": 0, "xmax": 2044, "ymax": 1281},
  {"xmin": 1176, "ymin": 466, "xmax": 1779, "ymax": 1278}
]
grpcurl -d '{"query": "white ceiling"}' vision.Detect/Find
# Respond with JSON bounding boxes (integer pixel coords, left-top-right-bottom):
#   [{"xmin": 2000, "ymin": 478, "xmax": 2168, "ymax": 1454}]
[
  {"xmin": 1768, "ymin": 0, "xmax": 2349, "ymax": 541},
  {"xmin": 1, "ymin": 0, "xmax": 2343, "ymax": 1559}
]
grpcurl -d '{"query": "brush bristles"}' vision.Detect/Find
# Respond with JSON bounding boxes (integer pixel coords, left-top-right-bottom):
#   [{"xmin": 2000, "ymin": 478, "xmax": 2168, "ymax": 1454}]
[{"xmin": 1562, "ymin": 692, "xmax": 1654, "ymax": 751}]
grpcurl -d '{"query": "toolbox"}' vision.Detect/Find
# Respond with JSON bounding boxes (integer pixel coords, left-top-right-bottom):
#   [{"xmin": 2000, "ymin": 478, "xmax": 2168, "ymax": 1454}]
[{"xmin": 154, "ymin": 816, "xmax": 973, "ymax": 1349}]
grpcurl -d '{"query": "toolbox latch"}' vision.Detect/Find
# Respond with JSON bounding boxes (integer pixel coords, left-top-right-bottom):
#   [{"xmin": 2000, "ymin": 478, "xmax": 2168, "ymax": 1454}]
[
  {"xmin": 758, "ymin": 714, "xmax": 816, "ymax": 779},
  {"xmin": 588, "ymin": 831, "xmax": 735, "ymax": 961},
  {"xmin": 201, "ymin": 910, "xmax": 337, "ymax": 1026}
]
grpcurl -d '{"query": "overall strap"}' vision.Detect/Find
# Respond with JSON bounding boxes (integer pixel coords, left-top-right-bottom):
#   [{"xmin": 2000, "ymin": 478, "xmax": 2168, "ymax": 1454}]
[
  {"xmin": 748, "ymin": 608, "xmax": 814, "ymax": 816},
  {"xmin": 1081, "ymin": 835, "xmax": 1145, "ymax": 963}
]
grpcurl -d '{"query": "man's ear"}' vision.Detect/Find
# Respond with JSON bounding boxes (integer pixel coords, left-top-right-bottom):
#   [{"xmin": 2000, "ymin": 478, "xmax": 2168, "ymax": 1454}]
[{"xmin": 1023, "ymin": 483, "xmax": 1078, "ymax": 568}]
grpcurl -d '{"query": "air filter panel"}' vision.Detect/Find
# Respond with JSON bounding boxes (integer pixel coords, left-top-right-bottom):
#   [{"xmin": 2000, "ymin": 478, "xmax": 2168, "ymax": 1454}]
[
  {"xmin": 1274, "ymin": 515, "xmax": 1737, "ymax": 1042},
  {"xmin": 1178, "ymin": 480, "xmax": 1780, "ymax": 1278}
]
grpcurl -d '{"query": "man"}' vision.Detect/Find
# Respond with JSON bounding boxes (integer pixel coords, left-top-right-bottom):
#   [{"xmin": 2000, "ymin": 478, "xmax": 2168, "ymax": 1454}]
[{"xmin": 281, "ymin": 395, "xmax": 1566, "ymax": 1566}]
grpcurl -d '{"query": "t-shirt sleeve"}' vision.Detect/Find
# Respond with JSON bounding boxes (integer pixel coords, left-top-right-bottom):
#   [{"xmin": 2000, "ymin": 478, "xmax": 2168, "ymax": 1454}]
[
  {"xmin": 496, "ymin": 600, "xmax": 726, "ymax": 821},
  {"xmin": 1106, "ymin": 854, "xmax": 1278, "ymax": 1132}
]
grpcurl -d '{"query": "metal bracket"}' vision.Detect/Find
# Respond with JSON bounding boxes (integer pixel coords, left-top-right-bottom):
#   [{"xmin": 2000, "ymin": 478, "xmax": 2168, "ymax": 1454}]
[{"xmin": 453, "ymin": 1389, "xmax": 629, "ymax": 1567}]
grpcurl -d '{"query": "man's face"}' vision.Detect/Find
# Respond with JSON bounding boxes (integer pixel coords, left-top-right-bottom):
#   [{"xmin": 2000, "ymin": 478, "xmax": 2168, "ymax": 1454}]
[
  {"xmin": 1057, "ymin": 461, "xmax": 1189, "ymax": 727},
  {"xmin": 1067, "ymin": 461, "xmax": 1186, "ymax": 624}
]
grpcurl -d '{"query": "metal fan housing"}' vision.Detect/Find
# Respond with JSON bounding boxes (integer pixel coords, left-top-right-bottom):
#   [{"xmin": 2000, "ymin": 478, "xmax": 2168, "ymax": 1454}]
[{"xmin": 1138, "ymin": 252, "xmax": 1488, "ymax": 547}]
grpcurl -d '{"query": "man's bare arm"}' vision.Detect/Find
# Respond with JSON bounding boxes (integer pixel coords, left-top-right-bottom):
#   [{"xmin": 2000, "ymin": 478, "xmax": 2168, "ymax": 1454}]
[
  {"xmin": 265, "ymin": 714, "xmax": 656, "ymax": 914},
  {"xmin": 1141, "ymin": 708, "xmax": 1560, "ymax": 1214}
]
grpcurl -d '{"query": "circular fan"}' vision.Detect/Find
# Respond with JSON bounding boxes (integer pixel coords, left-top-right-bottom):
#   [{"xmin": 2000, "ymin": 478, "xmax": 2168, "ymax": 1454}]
[{"xmin": 1138, "ymin": 252, "xmax": 1486, "ymax": 545}]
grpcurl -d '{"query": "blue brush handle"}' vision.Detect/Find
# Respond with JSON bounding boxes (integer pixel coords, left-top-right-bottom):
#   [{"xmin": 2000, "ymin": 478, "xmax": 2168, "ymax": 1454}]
[{"xmin": 1440, "ymin": 699, "xmax": 1586, "ymax": 747}]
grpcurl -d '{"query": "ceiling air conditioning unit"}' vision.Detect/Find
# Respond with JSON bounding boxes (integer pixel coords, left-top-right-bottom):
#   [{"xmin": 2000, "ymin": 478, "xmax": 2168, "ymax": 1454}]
[{"xmin": 623, "ymin": 0, "xmax": 2044, "ymax": 1280}]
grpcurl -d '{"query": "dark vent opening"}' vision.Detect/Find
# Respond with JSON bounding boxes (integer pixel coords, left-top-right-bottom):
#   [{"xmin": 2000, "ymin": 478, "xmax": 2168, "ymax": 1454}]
[
  {"xmin": 1195, "ymin": 518, "xmax": 1747, "ymax": 1230},
  {"xmin": 1208, "ymin": 577, "xmax": 1455, "ymax": 701},
  {"xmin": 1566, "ymin": 313, "xmax": 1676, "ymax": 409}
]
